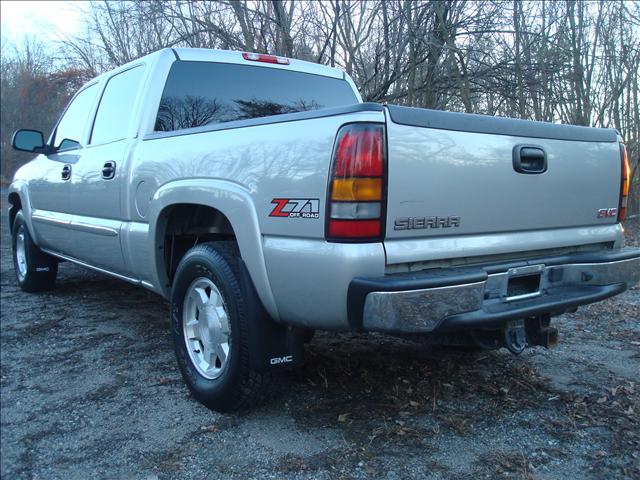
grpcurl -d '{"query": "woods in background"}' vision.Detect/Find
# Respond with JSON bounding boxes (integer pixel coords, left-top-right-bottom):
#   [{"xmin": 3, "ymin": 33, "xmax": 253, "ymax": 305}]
[{"xmin": 1, "ymin": 0, "xmax": 639, "ymax": 212}]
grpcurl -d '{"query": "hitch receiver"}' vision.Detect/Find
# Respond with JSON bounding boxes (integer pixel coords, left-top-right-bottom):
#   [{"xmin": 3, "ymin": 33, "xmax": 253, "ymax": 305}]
[{"xmin": 525, "ymin": 315, "xmax": 559, "ymax": 349}]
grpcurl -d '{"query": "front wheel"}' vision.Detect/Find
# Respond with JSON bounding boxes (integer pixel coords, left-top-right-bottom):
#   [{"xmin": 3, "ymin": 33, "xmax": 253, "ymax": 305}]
[
  {"xmin": 12, "ymin": 211, "xmax": 58, "ymax": 292},
  {"xmin": 170, "ymin": 241, "xmax": 271, "ymax": 412}
]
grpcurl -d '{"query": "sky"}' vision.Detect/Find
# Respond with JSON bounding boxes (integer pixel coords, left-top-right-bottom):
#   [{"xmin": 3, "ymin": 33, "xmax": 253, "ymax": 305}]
[{"xmin": 1, "ymin": 0, "xmax": 85, "ymax": 51}]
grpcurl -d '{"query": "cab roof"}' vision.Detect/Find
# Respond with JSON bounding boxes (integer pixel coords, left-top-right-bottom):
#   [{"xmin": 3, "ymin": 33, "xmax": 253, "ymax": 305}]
[{"xmin": 172, "ymin": 48, "xmax": 345, "ymax": 80}]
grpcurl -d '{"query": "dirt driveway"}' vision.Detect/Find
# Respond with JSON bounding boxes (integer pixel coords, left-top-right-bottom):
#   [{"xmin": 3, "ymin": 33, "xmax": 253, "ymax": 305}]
[{"xmin": 1, "ymin": 200, "xmax": 638, "ymax": 479}]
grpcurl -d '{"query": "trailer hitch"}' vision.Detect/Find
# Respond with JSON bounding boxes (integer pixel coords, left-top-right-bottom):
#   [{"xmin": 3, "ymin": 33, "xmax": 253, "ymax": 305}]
[{"xmin": 469, "ymin": 315, "xmax": 559, "ymax": 353}]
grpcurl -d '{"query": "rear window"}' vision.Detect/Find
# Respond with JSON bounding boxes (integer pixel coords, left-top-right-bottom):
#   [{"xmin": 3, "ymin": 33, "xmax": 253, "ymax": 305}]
[{"xmin": 155, "ymin": 61, "xmax": 358, "ymax": 132}]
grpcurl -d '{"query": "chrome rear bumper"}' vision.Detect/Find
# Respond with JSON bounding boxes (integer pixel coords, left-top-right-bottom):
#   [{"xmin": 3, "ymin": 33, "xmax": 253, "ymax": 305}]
[{"xmin": 349, "ymin": 248, "xmax": 640, "ymax": 333}]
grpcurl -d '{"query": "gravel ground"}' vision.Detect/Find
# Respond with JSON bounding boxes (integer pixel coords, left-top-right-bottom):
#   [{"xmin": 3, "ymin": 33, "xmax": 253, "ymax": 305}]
[{"xmin": 1, "ymin": 198, "xmax": 639, "ymax": 479}]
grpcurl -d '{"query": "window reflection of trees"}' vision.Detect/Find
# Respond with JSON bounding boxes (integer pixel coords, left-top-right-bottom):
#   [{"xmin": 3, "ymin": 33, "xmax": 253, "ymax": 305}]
[
  {"xmin": 155, "ymin": 96, "xmax": 226, "ymax": 131},
  {"xmin": 155, "ymin": 96, "xmax": 322, "ymax": 131},
  {"xmin": 234, "ymin": 99, "xmax": 321, "ymax": 120}
]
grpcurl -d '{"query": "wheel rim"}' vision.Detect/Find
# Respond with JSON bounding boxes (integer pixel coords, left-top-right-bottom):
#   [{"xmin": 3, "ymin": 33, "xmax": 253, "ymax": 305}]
[
  {"xmin": 15, "ymin": 225, "xmax": 27, "ymax": 280},
  {"xmin": 182, "ymin": 277, "xmax": 231, "ymax": 380}
]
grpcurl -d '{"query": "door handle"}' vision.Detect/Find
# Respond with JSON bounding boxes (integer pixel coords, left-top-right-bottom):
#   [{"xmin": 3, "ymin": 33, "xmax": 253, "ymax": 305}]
[
  {"xmin": 513, "ymin": 145, "xmax": 547, "ymax": 174},
  {"xmin": 102, "ymin": 161, "xmax": 116, "ymax": 180},
  {"xmin": 61, "ymin": 164, "xmax": 72, "ymax": 181}
]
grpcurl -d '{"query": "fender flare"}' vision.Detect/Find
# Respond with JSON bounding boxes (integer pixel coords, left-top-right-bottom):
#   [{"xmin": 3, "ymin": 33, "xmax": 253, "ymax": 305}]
[
  {"xmin": 7, "ymin": 180, "xmax": 38, "ymax": 243},
  {"xmin": 147, "ymin": 178, "xmax": 280, "ymax": 321}
]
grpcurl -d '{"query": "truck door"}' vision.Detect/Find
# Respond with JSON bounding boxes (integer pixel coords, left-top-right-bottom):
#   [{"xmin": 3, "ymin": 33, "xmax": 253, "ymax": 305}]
[
  {"xmin": 65, "ymin": 64, "xmax": 146, "ymax": 275},
  {"xmin": 28, "ymin": 83, "xmax": 100, "ymax": 255}
]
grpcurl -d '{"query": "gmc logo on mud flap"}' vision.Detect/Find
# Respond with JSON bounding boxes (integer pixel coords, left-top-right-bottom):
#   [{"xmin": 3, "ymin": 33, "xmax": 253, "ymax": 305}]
[
  {"xmin": 270, "ymin": 198, "xmax": 320, "ymax": 219},
  {"xmin": 597, "ymin": 208, "xmax": 617, "ymax": 218},
  {"xmin": 270, "ymin": 355, "xmax": 293, "ymax": 365}
]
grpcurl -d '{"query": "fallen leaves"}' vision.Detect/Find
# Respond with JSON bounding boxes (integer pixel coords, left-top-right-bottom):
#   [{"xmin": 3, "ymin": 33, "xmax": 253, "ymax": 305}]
[{"xmin": 290, "ymin": 312, "xmax": 640, "ymax": 477}]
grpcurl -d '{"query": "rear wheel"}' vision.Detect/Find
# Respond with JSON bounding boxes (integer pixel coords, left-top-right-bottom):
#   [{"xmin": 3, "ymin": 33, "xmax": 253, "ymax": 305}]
[
  {"xmin": 181, "ymin": 276, "xmax": 231, "ymax": 380},
  {"xmin": 12, "ymin": 211, "xmax": 58, "ymax": 292},
  {"xmin": 170, "ymin": 241, "xmax": 271, "ymax": 412}
]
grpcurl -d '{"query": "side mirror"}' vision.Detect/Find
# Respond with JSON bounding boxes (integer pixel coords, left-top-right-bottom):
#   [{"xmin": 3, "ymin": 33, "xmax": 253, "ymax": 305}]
[{"xmin": 11, "ymin": 129, "xmax": 54, "ymax": 154}]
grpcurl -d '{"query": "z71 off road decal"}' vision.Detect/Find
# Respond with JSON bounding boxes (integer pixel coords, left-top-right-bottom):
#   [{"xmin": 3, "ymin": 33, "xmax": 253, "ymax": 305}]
[{"xmin": 270, "ymin": 198, "xmax": 320, "ymax": 219}]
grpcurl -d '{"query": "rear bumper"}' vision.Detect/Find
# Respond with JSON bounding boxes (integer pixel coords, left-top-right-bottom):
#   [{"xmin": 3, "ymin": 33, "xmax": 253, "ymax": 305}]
[{"xmin": 348, "ymin": 248, "xmax": 640, "ymax": 333}]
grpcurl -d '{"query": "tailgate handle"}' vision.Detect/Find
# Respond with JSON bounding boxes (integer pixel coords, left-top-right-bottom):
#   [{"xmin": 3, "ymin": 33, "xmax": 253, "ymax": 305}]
[{"xmin": 513, "ymin": 145, "xmax": 547, "ymax": 174}]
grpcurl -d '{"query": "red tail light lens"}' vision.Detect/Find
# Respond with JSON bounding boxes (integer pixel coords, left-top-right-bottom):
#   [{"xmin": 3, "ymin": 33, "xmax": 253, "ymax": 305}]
[
  {"xmin": 326, "ymin": 124, "xmax": 386, "ymax": 242},
  {"xmin": 619, "ymin": 143, "xmax": 630, "ymax": 222},
  {"xmin": 334, "ymin": 129, "xmax": 383, "ymax": 177},
  {"xmin": 328, "ymin": 219, "xmax": 381, "ymax": 238}
]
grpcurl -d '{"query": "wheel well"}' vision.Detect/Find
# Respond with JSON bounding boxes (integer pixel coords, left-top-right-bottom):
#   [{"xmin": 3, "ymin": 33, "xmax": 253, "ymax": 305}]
[
  {"xmin": 158, "ymin": 204, "xmax": 236, "ymax": 285},
  {"xmin": 8, "ymin": 193, "xmax": 21, "ymax": 233}
]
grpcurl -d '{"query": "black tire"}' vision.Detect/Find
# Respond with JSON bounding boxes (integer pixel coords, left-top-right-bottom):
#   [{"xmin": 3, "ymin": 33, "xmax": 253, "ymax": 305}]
[
  {"xmin": 12, "ymin": 210, "xmax": 58, "ymax": 292},
  {"xmin": 170, "ymin": 241, "xmax": 271, "ymax": 412}
]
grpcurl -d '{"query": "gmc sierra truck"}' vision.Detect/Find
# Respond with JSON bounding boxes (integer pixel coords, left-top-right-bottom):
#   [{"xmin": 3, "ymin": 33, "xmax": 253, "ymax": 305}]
[{"xmin": 9, "ymin": 48, "xmax": 639, "ymax": 412}]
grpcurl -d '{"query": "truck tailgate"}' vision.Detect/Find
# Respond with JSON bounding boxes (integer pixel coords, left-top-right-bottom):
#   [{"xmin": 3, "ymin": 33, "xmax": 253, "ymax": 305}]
[{"xmin": 384, "ymin": 106, "xmax": 621, "ymax": 246}]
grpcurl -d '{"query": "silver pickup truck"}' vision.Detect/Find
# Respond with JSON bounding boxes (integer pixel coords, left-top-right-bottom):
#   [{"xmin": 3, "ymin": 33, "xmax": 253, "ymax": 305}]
[{"xmin": 9, "ymin": 48, "xmax": 639, "ymax": 412}]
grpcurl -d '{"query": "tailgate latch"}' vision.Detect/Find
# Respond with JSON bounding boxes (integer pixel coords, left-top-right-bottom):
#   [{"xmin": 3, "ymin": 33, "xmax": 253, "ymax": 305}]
[{"xmin": 513, "ymin": 145, "xmax": 547, "ymax": 174}]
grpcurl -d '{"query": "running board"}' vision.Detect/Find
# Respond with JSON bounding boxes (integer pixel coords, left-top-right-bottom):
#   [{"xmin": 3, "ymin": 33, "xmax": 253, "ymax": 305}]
[{"xmin": 41, "ymin": 248, "xmax": 155, "ymax": 290}]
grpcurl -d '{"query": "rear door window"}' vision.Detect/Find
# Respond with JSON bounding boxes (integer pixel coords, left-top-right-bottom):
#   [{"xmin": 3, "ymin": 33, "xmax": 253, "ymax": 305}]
[
  {"xmin": 155, "ymin": 61, "xmax": 358, "ymax": 132},
  {"xmin": 91, "ymin": 65, "xmax": 145, "ymax": 145}
]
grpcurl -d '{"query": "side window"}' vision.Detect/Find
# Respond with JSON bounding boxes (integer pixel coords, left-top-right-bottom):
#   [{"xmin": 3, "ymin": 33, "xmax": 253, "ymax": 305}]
[
  {"xmin": 90, "ymin": 65, "xmax": 145, "ymax": 145},
  {"xmin": 53, "ymin": 84, "xmax": 99, "ymax": 151}
]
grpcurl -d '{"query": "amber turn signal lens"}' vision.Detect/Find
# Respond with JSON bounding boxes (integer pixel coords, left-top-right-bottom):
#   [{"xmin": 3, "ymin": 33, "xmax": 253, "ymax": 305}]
[
  {"xmin": 621, "ymin": 145, "xmax": 630, "ymax": 197},
  {"xmin": 331, "ymin": 178, "xmax": 382, "ymax": 201},
  {"xmin": 619, "ymin": 143, "xmax": 630, "ymax": 222}
]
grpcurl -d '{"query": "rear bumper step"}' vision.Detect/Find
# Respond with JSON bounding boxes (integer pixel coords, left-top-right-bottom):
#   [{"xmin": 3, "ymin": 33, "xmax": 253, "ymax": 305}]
[{"xmin": 348, "ymin": 248, "xmax": 640, "ymax": 333}]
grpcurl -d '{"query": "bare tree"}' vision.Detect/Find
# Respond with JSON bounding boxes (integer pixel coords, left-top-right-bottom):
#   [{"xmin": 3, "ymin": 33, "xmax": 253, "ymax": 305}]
[
  {"xmin": 0, "ymin": 39, "xmax": 90, "ymax": 182},
  {"xmin": 2, "ymin": 0, "xmax": 638, "ymax": 215}
]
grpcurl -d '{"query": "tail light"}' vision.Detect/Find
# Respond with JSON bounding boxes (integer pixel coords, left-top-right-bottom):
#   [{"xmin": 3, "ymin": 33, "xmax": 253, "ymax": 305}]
[
  {"xmin": 619, "ymin": 143, "xmax": 630, "ymax": 222},
  {"xmin": 326, "ymin": 124, "xmax": 386, "ymax": 242}
]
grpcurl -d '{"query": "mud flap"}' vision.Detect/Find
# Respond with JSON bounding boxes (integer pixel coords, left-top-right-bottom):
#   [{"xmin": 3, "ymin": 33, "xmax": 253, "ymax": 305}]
[{"xmin": 239, "ymin": 259, "xmax": 304, "ymax": 372}]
